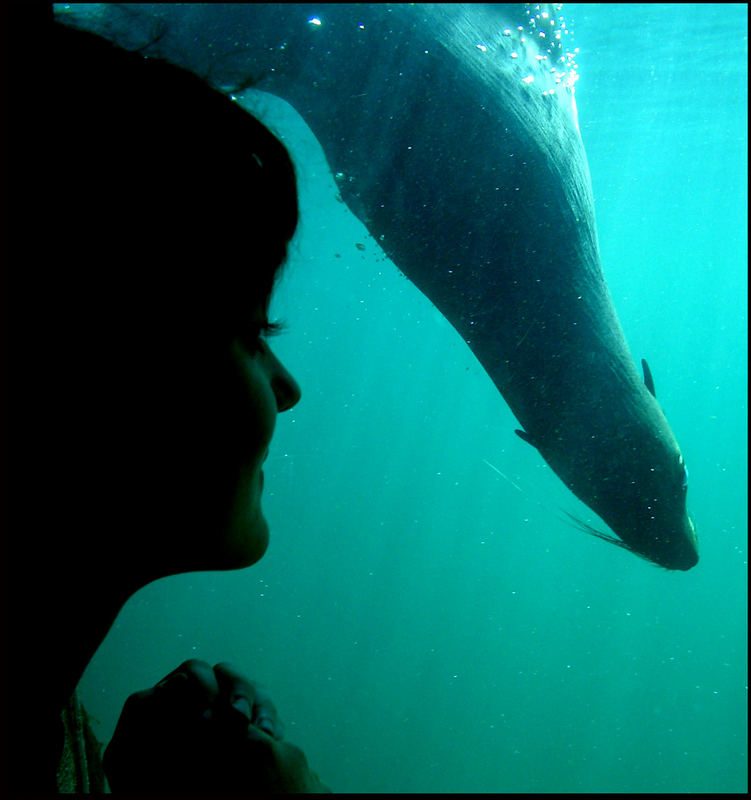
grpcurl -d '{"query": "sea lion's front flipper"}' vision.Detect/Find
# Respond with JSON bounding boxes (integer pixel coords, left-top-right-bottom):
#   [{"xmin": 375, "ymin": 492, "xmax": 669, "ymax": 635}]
[
  {"xmin": 641, "ymin": 358, "xmax": 656, "ymax": 398},
  {"xmin": 515, "ymin": 429, "xmax": 538, "ymax": 449}
]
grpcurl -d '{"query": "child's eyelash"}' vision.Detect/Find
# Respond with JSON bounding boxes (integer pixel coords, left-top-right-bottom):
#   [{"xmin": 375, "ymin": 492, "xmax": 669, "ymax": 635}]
[
  {"xmin": 261, "ymin": 319, "xmax": 286, "ymax": 337},
  {"xmin": 237, "ymin": 319, "xmax": 286, "ymax": 354}
]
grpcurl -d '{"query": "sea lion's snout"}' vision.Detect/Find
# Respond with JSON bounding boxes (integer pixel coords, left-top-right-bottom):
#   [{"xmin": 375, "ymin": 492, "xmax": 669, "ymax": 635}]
[
  {"xmin": 669, "ymin": 547, "xmax": 699, "ymax": 571},
  {"xmin": 675, "ymin": 516, "xmax": 699, "ymax": 570},
  {"xmin": 656, "ymin": 515, "xmax": 698, "ymax": 571}
]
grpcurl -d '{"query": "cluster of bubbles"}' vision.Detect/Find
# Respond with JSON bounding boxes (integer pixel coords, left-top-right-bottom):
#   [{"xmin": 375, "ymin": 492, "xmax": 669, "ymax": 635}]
[{"xmin": 502, "ymin": 4, "xmax": 580, "ymax": 95}]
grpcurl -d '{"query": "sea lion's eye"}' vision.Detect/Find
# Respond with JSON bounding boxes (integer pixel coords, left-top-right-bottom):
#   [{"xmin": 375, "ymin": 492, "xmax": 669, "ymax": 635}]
[{"xmin": 681, "ymin": 463, "xmax": 689, "ymax": 493}]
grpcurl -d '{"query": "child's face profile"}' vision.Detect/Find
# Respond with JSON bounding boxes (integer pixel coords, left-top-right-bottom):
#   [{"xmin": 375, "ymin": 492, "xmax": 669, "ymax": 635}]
[
  {"xmin": 148, "ymin": 296, "xmax": 301, "ymax": 578},
  {"xmin": 214, "ymin": 300, "xmax": 301, "ymax": 569}
]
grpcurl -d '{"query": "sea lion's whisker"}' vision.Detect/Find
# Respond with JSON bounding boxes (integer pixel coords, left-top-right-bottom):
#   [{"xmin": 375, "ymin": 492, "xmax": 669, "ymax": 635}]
[{"xmin": 482, "ymin": 459, "xmax": 523, "ymax": 492}]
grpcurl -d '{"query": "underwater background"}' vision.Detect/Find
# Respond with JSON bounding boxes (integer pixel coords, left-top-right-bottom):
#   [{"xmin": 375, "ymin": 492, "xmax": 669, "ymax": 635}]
[{"xmin": 69, "ymin": 3, "xmax": 747, "ymax": 793}]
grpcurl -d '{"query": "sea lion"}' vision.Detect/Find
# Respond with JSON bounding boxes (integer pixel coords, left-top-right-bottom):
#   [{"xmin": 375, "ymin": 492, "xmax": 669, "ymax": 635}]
[{"xmin": 58, "ymin": 3, "xmax": 698, "ymax": 568}]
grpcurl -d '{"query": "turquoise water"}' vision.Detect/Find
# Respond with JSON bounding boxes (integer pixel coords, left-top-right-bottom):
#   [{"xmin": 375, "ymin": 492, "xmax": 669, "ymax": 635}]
[{"xmin": 76, "ymin": 4, "xmax": 747, "ymax": 793}]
